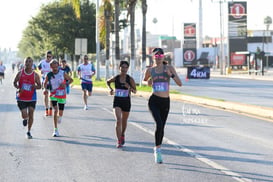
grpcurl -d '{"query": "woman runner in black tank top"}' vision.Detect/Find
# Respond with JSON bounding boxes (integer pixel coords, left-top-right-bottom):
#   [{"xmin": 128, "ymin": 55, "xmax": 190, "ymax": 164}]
[{"xmin": 106, "ymin": 61, "xmax": 137, "ymax": 148}]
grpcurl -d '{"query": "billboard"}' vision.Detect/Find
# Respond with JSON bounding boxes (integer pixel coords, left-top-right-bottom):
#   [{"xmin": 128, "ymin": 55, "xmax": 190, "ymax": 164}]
[
  {"xmin": 183, "ymin": 23, "xmax": 197, "ymax": 67},
  {"xmin": 228, "ymin": 1, "xmax": 247, "ymax": 66}
]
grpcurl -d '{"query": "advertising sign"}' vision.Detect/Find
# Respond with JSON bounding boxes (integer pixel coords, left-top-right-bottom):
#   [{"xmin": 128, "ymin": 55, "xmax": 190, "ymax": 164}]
[
  {"xmin": 228, "ymin": 1, "xmax": 247, "ymax": 66},
  {"xmin": 184, "ymin": 23, "xmax": 196, "ymax": 39},
  {"xmin": 230, "ymin": 53, "xmax": 246, "ymax": 65},
  {"xmin": 187, "ymin": 66, "xmax": 210, "ymax": 79},
  {"xmin": 183, "ymin": 23, "xmax": 197, "ymax": 67}
]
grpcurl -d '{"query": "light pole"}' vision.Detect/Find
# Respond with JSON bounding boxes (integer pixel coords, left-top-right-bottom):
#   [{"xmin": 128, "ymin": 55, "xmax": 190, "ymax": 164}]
[
  {"xmin": 198, "ymin": 0, "xmax": 203, "ymax": 49},
  {"xmin": 219, "ymin": 0, "xmax": 224, "ymax": 75},
  {"xmin": 96, "ymin": 0, "xmax": 101, "ymax": 80}
]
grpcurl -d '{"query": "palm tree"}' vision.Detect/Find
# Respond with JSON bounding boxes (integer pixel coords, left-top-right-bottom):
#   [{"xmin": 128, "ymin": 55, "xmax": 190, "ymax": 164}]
[
  {"xmin": 103, "ymin": 0, "xmax": 113, "ymax": 79},
  {"xmin": 263, "ymin": 16, "xmax": 272, "ymax": 73},
  {"xmin": 141, "ymin": 0, "xmax": 147, "ymax": 65},
  {"xmin": 62, "ymin": 0, "xmax": 81, "ymax": 19},
  {"xmin": 114, "ymin": 0, "xmax": 121, "ymax": 73},
  {"xmin": 139, "ymin": 0, "xmax": 147, "ymax": 86},
  {"xmin": 264, "ymin": 16, "xmax": 272, "ymax": 31},
  {"xmin": 127, "ymin": 0, "xmax": 137, "ymax": 75}
]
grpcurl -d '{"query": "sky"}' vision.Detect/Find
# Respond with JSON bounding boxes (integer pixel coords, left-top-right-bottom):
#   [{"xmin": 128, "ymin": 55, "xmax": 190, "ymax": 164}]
[{"xmin": 1, "ymin": 0, "xmax": 273, "ymax": 51}]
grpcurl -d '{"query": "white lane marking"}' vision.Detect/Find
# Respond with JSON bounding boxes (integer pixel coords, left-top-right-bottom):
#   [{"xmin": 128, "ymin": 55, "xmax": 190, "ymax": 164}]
[
  {"xmin": 102, "ymin": 106, "xmax": 251, "ymax": 182},
  {"xmin": 130, "ymin": 121, "xmax": 252, "ymax": 182}
]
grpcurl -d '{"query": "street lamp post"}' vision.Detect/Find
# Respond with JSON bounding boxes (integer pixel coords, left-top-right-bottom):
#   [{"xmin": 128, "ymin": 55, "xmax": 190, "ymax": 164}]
[
  {"xmin": 219, "ymin": 0, "xmax": 225, "ymax": 75},
  {"xmin": 96, "ymin": 0, "xmax": 101, "ymax": 80}
]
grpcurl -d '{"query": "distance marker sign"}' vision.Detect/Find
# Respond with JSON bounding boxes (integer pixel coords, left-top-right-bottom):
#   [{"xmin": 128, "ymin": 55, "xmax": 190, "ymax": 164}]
[{"xmin": 187, "ymin": 66, "xmax": 210, "ymax": 79}]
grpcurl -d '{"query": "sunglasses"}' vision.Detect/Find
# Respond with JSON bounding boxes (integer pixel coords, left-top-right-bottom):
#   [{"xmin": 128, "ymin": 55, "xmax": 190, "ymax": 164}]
[
  {"xmin": 154, "ymin": 54, "xmax": 164, "ymax": 58},
  {"xmin": 47, "ymin": 55, "xmax": 52, "ymax": 58}
]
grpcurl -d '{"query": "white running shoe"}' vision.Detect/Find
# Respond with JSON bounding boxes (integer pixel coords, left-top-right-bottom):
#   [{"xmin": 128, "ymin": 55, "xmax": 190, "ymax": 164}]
[
  {"xmin": 154, "ymin": 147, "xmax": 163, "ymax": 164},
  {"xmin": 58, "ymin": 116, "xmax": 62, "ymax": 124},
  {"xmin": 52, "ymin": 129, "xmax": 60, "ymax": 137},
  {"xmin": 83, "ymin": 105, "xmax": 88, "ymax": 110}
]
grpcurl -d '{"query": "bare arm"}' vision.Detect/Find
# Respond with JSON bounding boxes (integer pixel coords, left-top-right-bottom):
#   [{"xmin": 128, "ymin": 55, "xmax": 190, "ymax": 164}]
[
  {"xmin": 13, "ymin": 71, "xmax": 21, "ymax": 89},
  {"xmin": 142, "ymin": 68, "xmax": 152, "ymax": 86},
  {"xmin": 43, "ymin": 75, "xmax": 49, "ymax": 89},
  {"xmin": 166, "ymin": 66, "xmax": 182, "ymax": 87},
  {"xmin": 64, "ymin": 73, "xmax": 73, "ymax": 85},
  {"xmin": 106, "ymin": 76, "xmax": 115, "ymax": 95},
  {"xmin": 34, "ymin": 73, "xmax": 42, "ymax": 90},
  {"xmin": 129, "ymin": 77, "xmax": 137, "ymax": 94}
]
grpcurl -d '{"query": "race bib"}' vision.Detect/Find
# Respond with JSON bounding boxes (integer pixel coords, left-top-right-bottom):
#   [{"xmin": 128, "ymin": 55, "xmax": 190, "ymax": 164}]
[
  {"xmin": 152, "ymin": 82, "xmax": 169, "ymax": 92},
  {"xmin": 56, "ymin": 89, "xmax": 65, "ymax": 96},
  {"xmin": 22, "ymin": 83, "xmax": 32, "ymax": 91},
  {"xmin": 115, "ymin": 89, "xmax": 129, "ymax": 97},
  {"xmin": 83, "ymin": 75, "xmax": 91, "ymax": 80}
]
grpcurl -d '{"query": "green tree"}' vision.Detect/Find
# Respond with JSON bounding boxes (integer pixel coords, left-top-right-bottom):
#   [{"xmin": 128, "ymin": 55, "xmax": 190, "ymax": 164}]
[
  {"xmin": 62, "ymin": 0, "xmax": 81, "ymax": 19},
  {"xmin": 18, "ymin": 1, "xmax": 96, "ymax": 62}
]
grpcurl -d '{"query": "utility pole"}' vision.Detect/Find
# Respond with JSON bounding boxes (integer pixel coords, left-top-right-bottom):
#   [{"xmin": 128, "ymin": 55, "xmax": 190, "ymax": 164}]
[
  {"xmin": 96, "ymin": 0, "xmax": 101, "ymax": 80},
  {"xmin": 219, "ymin": 0, "xmax": 224, "ymax": 75},
  {"xmin": 198, "ymin": 0, "xmax": 203, "ymax": 49}
]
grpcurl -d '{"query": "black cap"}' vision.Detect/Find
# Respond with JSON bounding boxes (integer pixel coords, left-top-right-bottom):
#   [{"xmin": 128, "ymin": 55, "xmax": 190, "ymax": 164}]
[{"xmin": 152, "ymin": 48, "xmax": 164, "ymax": 55}]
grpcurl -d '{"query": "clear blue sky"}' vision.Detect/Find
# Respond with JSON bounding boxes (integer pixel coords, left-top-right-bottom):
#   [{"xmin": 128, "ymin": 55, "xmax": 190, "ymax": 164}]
[{"xmin": 0, "ymin": 0, "xmax": 272, "ymax": 51}]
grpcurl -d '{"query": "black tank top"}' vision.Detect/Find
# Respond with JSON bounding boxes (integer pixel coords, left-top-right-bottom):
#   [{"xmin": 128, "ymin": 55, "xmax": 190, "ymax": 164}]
[{"xmin": 114, "ymin": 74, "xmax": 131, "ymax": 98}]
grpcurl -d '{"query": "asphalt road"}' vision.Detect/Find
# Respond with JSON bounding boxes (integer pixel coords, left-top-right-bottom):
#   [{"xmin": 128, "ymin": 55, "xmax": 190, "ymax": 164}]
[
  {"xmin": 1, "ymin": 68, "xmax": 273, "ymax": 182},
  {"xmin": 173, "ymin": 77, "xmax": 273, "ymax": 108}
]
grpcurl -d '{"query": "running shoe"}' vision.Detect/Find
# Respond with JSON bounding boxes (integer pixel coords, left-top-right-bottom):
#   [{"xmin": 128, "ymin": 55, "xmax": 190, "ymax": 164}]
[
  {"xmin": 58, "ymin": 116, "xmax": 62, "ymax": 124},
  {"xmin": 52, "ymin": 129, "xmax": 60, "ymax": 137},
  {"xmin": 26, "ymin": 132, "xmax": 32, "ymax": 139},
  {"xmin": 116, "ymin": 140, "xmax": 123, "ymax": 148},
  {"xmin": 45, "ymin": 109, "xmax": 49, "ymax": 116},
  {"xmin": 121, "ymin": 135, "xmax": 125, "ymax": 145},
  {"xmin": 22, "ymin": 119, "xmax": 28, "ymax": 127},
  {"xmin": 83, "ymin": 105, "xmax": 88, "ymax": 110},
  {"xmin": 48, "ymin": 109, "xmax": 53, "ymax": 116},
  {"xmin": 154, "ymin": 148, "xmax": 163, "ymax": 164}
]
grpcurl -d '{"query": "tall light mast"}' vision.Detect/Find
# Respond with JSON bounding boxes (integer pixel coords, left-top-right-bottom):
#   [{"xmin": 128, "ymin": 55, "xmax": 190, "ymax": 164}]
[{"xmin": 198, "ymin": 0, "xmax": 203, "ymax": 48}]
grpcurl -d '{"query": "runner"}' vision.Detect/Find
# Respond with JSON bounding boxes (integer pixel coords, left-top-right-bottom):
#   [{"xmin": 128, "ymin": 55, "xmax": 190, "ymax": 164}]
[
  {"xmin": 43, "ymin": 59, "xmax": 73, "ymax": 137},
  {"xmin": 143, "ymin": 48, "xmax": 182, "ymax": 163},
  {"xmin": 77, "ymin": 55, "xmax": 96, "ymax": 110},
  {"xmin": 13, "ymin": 57, "xmax": 42, "ymax": 139},
  {"xmin": 0, "ymin": 61, "xmax": 6, "ymax": 84},
  {"xmin": 106, "ymin": 61, "xmax": 137, "ymax": 148},
  {"xmin": 38, "ymin": 51, "xmax": 53, "ymax": 116},
  {"xmin": 59, "ymin": 59, "xmax": 72, "ymax": 95}
]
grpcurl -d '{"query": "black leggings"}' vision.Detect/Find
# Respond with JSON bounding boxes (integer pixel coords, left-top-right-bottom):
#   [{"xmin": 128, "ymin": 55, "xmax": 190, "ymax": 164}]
[{"xmin": 148, "ymin": 94, "xmax": 170, "ymax": 146}]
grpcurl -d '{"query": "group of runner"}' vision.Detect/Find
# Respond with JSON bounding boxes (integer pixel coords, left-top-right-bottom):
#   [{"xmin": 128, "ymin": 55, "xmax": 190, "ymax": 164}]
[
  {"xmin": 107, "ymin": 47, "xmax": 182, "ymax": 164},
  {"xmin": 13, "ymin": 50, "xmax": 96, "ymax": 138},
  {"xmin": 13, "ymin": 48, "xmax": 182, "ymax": 164}
]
